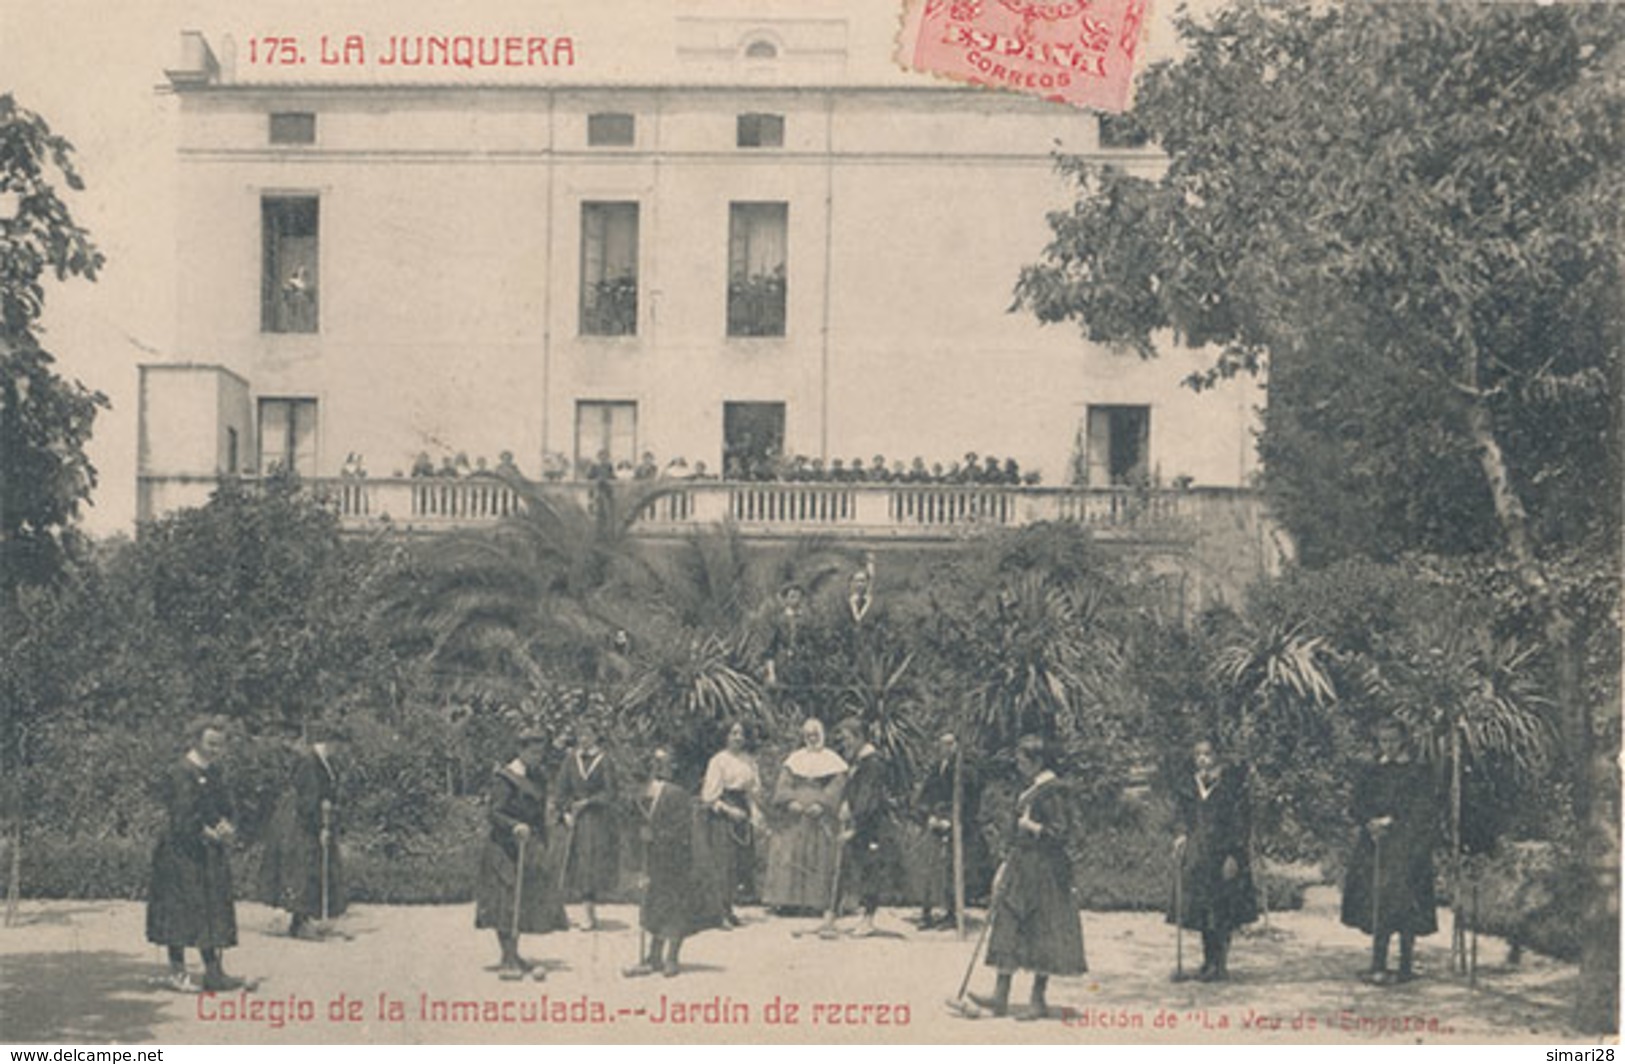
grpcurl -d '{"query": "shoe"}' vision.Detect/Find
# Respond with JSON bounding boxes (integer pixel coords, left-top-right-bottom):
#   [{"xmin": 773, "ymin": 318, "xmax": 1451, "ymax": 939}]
[
  {"xmin": 622, "ymin": 963, "xmax": 656, "ymax": 978},
  {"xmin": 497, "ymin": 964, "xmax": 525, "ymax": 982},
  {"xmin": 1016, "ymin": 1005, "xmax": 1051, "ymax": 1023},
  {"xmin": 1393, "ymin": 969, "xmax": 1417, "ymax": 985},
  {"xmin": 968, "ymin": 992, "xmax": 1008, "ymax": 1018},
  {"xmin": 163, "ymin": 971, "xmax": 201, "ymax": 994},
  {"xmin": 662, "ymin": 959, "xmax": 681, "ymax": 978},
  {"xmin": 723, "ymin": 911, "xmax": 742, "ymax": 928},
  {"xmin": 202, "ymin": 972, "xmax": 246, "ymax": 992},
  {"xmin": 848, "ymin": 921, "xmax": 881, "ymax": 938},
  {"xmin": 1361, "ymin": 970, "xmax": 1394, "ymax": 986}
]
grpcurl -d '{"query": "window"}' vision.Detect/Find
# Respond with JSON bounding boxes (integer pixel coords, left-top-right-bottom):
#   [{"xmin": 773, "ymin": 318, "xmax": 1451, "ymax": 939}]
[
  {"xmin": 723, "ymin": 401, "xmax": 786, "ymax": 480},
  {"xmin": 587, "ymin": 112, "xmax": 635, "ymax": 147},
  {"xmin": 269, "ymin": 112, "xmax": 316, "ymax": 145},
  {"xmin": 737, "ymin": 113, "xmax": 784, "ymax": 149},
  {"xmin": 727, "ymin": 202, "xmax": 788, "ymax": 337},
  {"xmin": 1085, "ymin": 405, "xmax": 1150, "ymax": 486},
  {"xmin": 744, "ymin": 39, "xmax": 778, "ymax": 60},
  {"xmin": 579, "ymin": 203, "xmax": 640, "ymax": 336},
  {"xmin": 262, "ymin": 196, "xmax": 319, "ymax": 333},
  {"xmin": 259, "ymin": 398, "xmax": 318, "ymax": 475},
  {"xmin": 575, "ymin": 400, "xmax": 637, "ymax": 472},
  {"xmin": 1099, "ymin": 113, "xmax": 1150, "ymax": 149},
  {"xmin": 226, "ymin": 427, "xmax": 239, "ymax": 475}
]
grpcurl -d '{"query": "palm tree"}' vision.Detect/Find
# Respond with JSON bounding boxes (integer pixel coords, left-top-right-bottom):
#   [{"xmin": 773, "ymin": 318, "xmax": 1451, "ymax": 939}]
[
  {"xmin": 385, "ymin": 475, "xmax": 680, "ymax": 713},
  {"xmin": 606, "ymin": 526, "xmax": 854, "ymax": 776},
  {"xmin": 837, "ymin": 646, "xmax": 928, "ymax": 795},
  {"xmin": 1209, "ymin": 618, "xmax": 1338, "ymax": 925},
  {"xmin": 616, "ymin": 627, "xmax": 769, "ymax": 779},
  {"xmin": 950, "ymin": 571, "xmax": 1125, "ymax": 748},
  {"xmin": 1366, "ymin": 621, "xmax": 1550, "ymax": 979}
]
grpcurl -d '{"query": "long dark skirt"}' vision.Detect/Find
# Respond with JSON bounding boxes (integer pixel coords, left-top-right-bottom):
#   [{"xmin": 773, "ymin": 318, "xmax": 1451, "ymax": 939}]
[
  {"xmin": 561, "ymin": 807, "xmax": 619, "ymax": 899},
  {"xmin": 985, "ymin": 853, "xmax": 1086, "ymax": 976},
  {"xmin": 147, "ymin": 839, "xmax": 237, "ymax": 949},
  {"xmin": 643, "ymin": 831, "xmax": 725, "ymax": 940},
  {"xmin": 1167, "ymin": 843, "xmax": 1257, "ymax": 933},
  {"xmin": 258, "ymin": 798, "xmax": 347, "ymax": 919},
  {"xmin": 474, "ymin": 839, "xmax": 568, "ymax": 935},
  {"xmin": 1341, "ymin": 834, "xmax": 1438, "ymax": 936},
  {"xmin": 701, "ymin": 810, "xmax": 756, "ymax": 911}
]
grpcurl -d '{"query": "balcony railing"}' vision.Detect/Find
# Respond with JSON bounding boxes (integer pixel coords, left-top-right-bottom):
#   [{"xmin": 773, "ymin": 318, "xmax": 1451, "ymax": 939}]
[{"xmin": 139, "ymin": 474, "xmax": 1268, "ymax": 544}]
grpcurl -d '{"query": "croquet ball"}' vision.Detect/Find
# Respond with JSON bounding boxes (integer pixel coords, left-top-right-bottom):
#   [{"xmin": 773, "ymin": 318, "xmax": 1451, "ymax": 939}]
[{"xmin": 961, "ymin": 1002, "xmax": 983, "ymax": 1019}]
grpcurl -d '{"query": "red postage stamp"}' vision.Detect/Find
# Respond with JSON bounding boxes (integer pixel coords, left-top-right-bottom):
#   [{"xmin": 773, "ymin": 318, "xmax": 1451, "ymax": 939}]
[{"xmin": 897, "ymin": 0, "xmax": 1151, "ymax": 111}]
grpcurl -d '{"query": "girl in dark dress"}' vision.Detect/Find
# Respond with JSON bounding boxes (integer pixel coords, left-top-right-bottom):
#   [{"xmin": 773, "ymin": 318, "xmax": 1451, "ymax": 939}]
[
  {"xmin": 1167, "ymin": 739, "xmax": 1258, "ymax": 980},
  {"xmin": 557, "ymin": 722, "xmax": 621, "ymax": 930},
  {"xmin": 475, "ymin": 731, "xmax": 568, "ymax": 979},
  {"xmin": 146, "ymin": 718, "xmax": 244, "ymax": 993},
  {"xmin": 974, "ymin": 734, "xmax": 1087, "ymax": 1020},
  {"xmin": 1340, "ymin": 718, "xmax": 1439, "ymax": 985},
  {"xmin": 624, "ymin": 748, "xmax": 721, "ymax": 977},
  {"xmin": 259, "ymin": 723, "xmax": 347, "ymax": 937}
]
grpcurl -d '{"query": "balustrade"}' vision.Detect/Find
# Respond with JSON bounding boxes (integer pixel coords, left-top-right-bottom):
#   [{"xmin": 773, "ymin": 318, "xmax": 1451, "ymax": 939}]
[{"xmin": 138, "ymin": 474, "xmax": 1260, "ymax": 543}]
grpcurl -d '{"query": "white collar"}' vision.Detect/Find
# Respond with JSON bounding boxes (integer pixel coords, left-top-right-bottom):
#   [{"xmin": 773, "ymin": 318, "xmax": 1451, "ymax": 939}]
[
  {"xmin": 577, "ymin": 749, "xmax": 604, "ymax": 778},
  {"xmin": 185, "ymin": 749, "xmax": 211, "ymax": 771},
  {"xmin": 506, "ymin": 758, "xmax": 528, "ymax": 778},
  {"xmin": 1017, "ymin": 769, "xmax": 1057, "ymax": 807}
]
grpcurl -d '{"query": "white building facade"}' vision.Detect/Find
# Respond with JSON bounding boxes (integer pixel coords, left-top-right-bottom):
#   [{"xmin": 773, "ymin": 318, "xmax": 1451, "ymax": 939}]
[{"xmin": 139, "ymin": 7, "xmax": 1263, "ymax": 538}]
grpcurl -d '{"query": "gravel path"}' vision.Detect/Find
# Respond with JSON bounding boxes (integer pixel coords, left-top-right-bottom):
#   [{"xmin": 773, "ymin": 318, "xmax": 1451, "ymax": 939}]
[{"xmin": 0, "ymin": 887, "xmax": 1588, "ymax": 1044}]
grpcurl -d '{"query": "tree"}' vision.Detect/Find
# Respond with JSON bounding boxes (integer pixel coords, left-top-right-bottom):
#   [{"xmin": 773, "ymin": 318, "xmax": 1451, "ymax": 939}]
[
  {"xmin": 1014, "ymin": 3, "xmax": 1622, "ymax": 1028},
  {"xmin": 0, "ymin": 95, "xmax": 108, "ymax": 925},
  {"xmin": 1215, "ymin": 617, "xmax": 1339, "ymax": 890},
  {"xmin": 390, "ymin": 478, "xmax": 674, "ymax": 699},
  {"xmin": 132, "ymin": 476, "xmax": 396, "ymax": 730}
]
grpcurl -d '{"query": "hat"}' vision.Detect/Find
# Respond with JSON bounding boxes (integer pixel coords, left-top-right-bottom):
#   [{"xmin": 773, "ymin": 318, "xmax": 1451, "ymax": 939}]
[{"xmin": 517, "ymin": 727, "xmax": 549, "ymax": 746}]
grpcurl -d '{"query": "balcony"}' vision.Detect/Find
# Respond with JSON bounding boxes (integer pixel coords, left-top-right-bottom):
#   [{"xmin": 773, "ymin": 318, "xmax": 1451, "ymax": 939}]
[{"xmin": 137, "ymin": 474, "xmax": 1278, "ymax": 551}]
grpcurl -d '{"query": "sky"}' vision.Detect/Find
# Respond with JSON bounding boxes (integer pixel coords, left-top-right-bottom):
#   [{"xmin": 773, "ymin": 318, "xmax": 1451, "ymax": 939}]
[{"xmin": 0, "ymin": 0, "xmax": 1200, "ymax": 538}]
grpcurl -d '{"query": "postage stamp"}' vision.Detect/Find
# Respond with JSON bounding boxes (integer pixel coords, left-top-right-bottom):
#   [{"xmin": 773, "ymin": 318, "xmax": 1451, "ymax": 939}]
[{"xmin": 896, "ymin": 0, "xmax": 1152, "ymax": 111}]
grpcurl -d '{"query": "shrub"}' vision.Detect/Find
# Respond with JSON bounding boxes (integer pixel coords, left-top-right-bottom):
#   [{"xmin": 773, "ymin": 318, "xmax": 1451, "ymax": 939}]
[
  {"xmin": 16, "ymin": 834, "xmax": 152, "ymax": 900},
  {"xmin": 1447, "ymin": 840, "xmax": 1582, "ymax": 963}
]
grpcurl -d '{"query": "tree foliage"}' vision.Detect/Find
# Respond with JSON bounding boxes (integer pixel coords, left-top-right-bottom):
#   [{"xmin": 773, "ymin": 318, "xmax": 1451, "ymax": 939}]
[
  {"xmin": 0, "ymin": 95, "xmax": 109, "ymax": 923},
  {"xmin": 1015, "ymin": 2, "xmax": 1623, "ymax": 566},
  {"xmin": 1015, "ymin": 5, "xmax": 1622, "ymax": 1026},
  {"xmin": 0, "ymin": 94, "xmax": 109, "ymax": 595}
]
